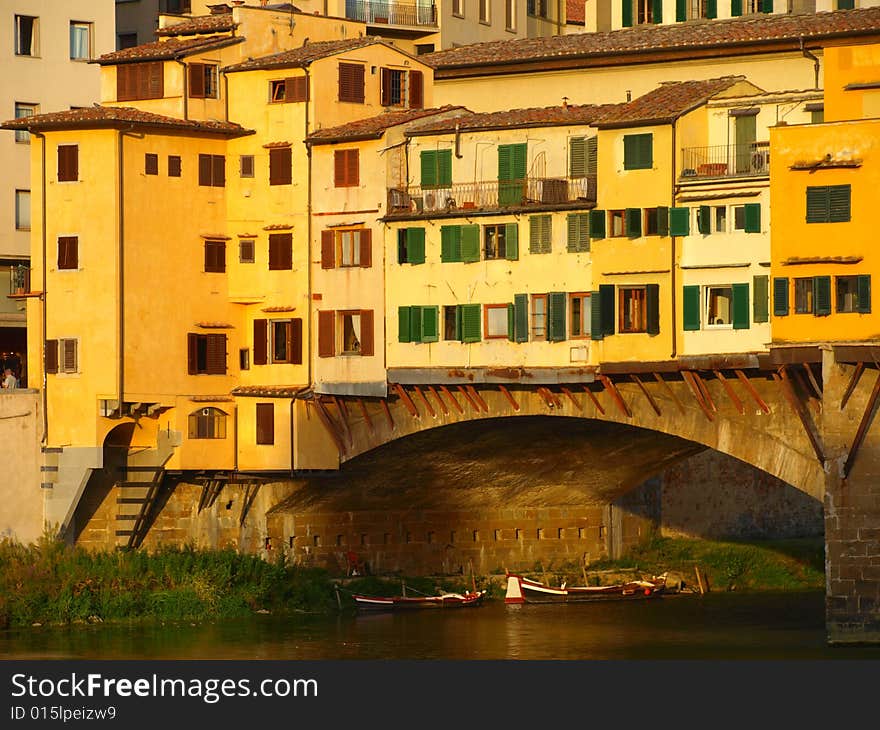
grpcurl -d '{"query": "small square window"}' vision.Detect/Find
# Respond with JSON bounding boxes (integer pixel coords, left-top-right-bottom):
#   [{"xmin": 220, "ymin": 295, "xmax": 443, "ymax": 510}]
[
  {"xmin": 168, "ymin": 155, "xmax": 181, "ymax": 177},
  {"xmin": 239, "ymin": 239, "xmax": 255, "ymax": 263},
  {"xmin": 609, "ymin": 210, "xmax": 626, "ymax": 237},
  {"xmin": 705, "ymin": 286, "xmax": 733, "ymax": 328},
  {"xmin": 531, "ymin": 294, "xmax": 547, "ymax": 341},
  {"xmin": 14, "ymin": 103, "xmax": 37, "ymax": 144},
  {"xmin": 145, "ymin": 153, "xmax": 159, "ymax": 175},
  {"xmin": 240, "ymin": 155, "xmax": 255, "ymax": 178},
  {"xmin": 484, "ymin": 304, "xmax": 509, "ymax": 339},
  {"xmin": 714, "ymin": 206, "xmax": 727, "ymax": 233},
  {"xmin": 794, "ymin": 277, "xmax": 814, "ymax": 314}
]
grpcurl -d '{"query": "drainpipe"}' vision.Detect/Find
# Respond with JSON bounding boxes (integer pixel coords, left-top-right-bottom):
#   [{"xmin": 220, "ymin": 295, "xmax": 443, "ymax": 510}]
[
  {"xmin": 799, "ymin": 37, "xmax": 820, "ymax": 90},
  {"xmin": 670, "ymin": 120, "xmax": 677, "ymax": 360},
  {"xmin": 305, "ymin": 64, "xmax": 313, "ymax": 388},
  {"xmin": 32, "ymin": 131, "xmax": 48, "ymax": 445},
  {"xmin": 223, "ymin": 69, "xmax": 230, "ymax": 122},
  {"xmin": 116, "ymin": 129, "xmax": 127, "ymax": 418},
  {"xmin": 175, "ymin": 58, "xmax": 189, "ymax": 120}
]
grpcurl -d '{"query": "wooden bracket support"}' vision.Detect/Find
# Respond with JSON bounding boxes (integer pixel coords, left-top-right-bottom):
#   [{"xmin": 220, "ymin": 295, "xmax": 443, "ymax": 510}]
[
  {"xmin": 331, "ymin": 396, "xmax": 354, "ymax": 446},
  {"xmin": 314, "ymin": 399, "xmax": 347, "ymax": 456},
  {"xmin": 843, "ymin": 369, "xmax": 880, "ymax": 478},
  {"xmin": 457, "ymin": 385, "xmax": 482, "ymax": 413},
  {"xmin": 393, "ymin": 383, "xmax": 420, "ymax": 418},
  {"xmin": 681, "ymin": 371, "xmax": 714, "ymax": 422},
  {"xmin": 630, "ymin": 374, "xmax": 661, "ymax": 416},
  {"xmin": 357, "ymin": 398, "xmax": 375, "ymax": 436},
  {"xmin": 734, "ymin": 369, "xmax": 771, "ymax": 414},
  {"xmin": 413, "ymin": 385, "xmax": 436, "ymax": 418},
  {"xmin": 239, "ymin": 483, "xmax": 261, "ymax": 527},
  {"xmin": 598, "ymin": 375, "xmax": 631, "ymax": 418},
  {"xmin": 466, "ymin": 385, "xmax": 489, "ymax": 412},
  {"xmin": 713, "ymin": 370, "xmax": 745, "ymax": 416},
  {"xmin": 537, "ymin": 386, "xmax": 557, "ymax": 409},
  {"xmin": 583, "ymin": 385, "xmax": 605, "ymax": 415},
  {"xmin": 653, "ymin": 372, "xmax": 685, "ymax": 415},
  {"xmin": 427, "ymin": 386, "xmax": 449, "ymax": 415},
  {"xmin": 774, "ymin": 367, "xmax": 825, "ymax": 467},
  {"xmin": 560, "ymin": 386, "xmax": 581, "ymax": 411},
  {"xmin": 840, "ymin": 362, "xmax": 865, "ymax": 411},
  {"xmin": 498, "ymin": 385, "xmax": 520, "ymax": 411},
  {"xmin": 380, "ymin": 398, "xmax": 395, "ymax": 431},
  {"xmin": 440, "ymin": 385, "xmax": 464, "ymax": 414}
]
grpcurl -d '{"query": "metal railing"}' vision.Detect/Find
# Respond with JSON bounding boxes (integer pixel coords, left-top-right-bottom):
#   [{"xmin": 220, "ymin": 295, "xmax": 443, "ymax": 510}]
[
  {"xmin": 387, "ymin": 176, "xmax": 597, "ymax": 215},
  {"xmin": 7, "ymin": 265, "xmax": 30, "ymax": 296},
  {"xmin": 680, "ymin": 142, "xmax": 770, "ymax": 180},
  {"xmin": 344, "ymin": 0, "xmax": 438, "ymax": 27}
]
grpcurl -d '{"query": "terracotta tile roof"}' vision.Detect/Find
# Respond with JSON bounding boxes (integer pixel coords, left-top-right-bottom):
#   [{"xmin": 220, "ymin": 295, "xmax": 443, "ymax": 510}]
[
  {"xmin": 567, "ymin": 0, "xmax": 585, "ymax": 24},
  {"xmin": 307, "ymin": 106, "xmax": 467, "ymax": 144},
  {"xmin": 156, "ymin": 13, "xmax": 237, "ymax": 36},
  {"xmin": 231, "ymin": 385, "xmax": 307, "ymax": 398},
  {"xmin": 406, "ymin": 102, "xmax": 624, "ymax": 135},
  {"xmin": 0, "ymin": 105, "xmax": 253, "ymax": 137},
  {"xmin": 224, "ymin": 37, "xmax": 389, "ymax": 73},
  {"xmin": 424, "ymin": 8, "xmax": 880, "ymax": 71},
  {"xmin": 594, "ymin": 76, "xmax": 752, "ymax": 128},
  {"xmin": 97, "ymin": 35, "xmax": 242, "ymax": 64}
]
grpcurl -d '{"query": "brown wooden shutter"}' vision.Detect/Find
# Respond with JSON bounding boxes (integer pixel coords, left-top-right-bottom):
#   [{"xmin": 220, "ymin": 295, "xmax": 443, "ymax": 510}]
[
  {"xmin": 206, "ymin": 334, "xmax": 227, "ymax": 374},
  {"xmin": 359, "ymin": 229, "xmax": 372, "ymax": 268},
  {"xmin": 117, "ymin": 65, "xmax": 134, "ymax": 101},
  {"xmin": 147, "ymin": 61, "xmax": 163, "ymax": 99},
  {"xmin": 360, "ymin": 310, "xmax": 374, "ymax": 356},
  {"xmin": 334, "ymin": 151, "xmax": 345, "ymax": 187},
  {"xmin": 212, "ymin": 155, "xmax": 225, "ymax": 187},
  {"xmin": 253, "ymin": 319, "xmax": 267, "ymax": 365},
  {"xmin": 269, "ymin": 147, "xmax": 291, "ymax": 185},
  {"xmin": 380, "ymin": 68, "xmax": 392, "ymax": 106},
  {"xmin": 318, "ymin": 311, "xmax": 335, "ymax": 358},
  {"xmin": 45, "ymin": 339, "xmax": 58, "ymax": 374},
  {"xmin": 268, "ymin": 233, "xmax": 292, "ymax": 270},
  {"xmin": 285, "ymin": 76, "xmax": 308, "ymax": 102},
  {"xmin": 187, "ymin": 333, "xmax": 198, "ymax": 374},
  {"xmin": 145, "ymin": 153, "xmax": 158, "ymax": 175},
  {"xmin": 255, "ymin": 403, "xmax": 274, "ymax": 445},
  {"xmin": 348, "ymin": 150, "xmax": 359, "ymax": 187},
  {"xmin": 58, "ymin": 145, "xmax": 78, "ymax": 182},
  {"xmin": 291, "ymin": 318, "xmax": 303, "ymax": 365},
  {"xmin": 321, "ymin": 230, "xmax": 335, "ymax": 269},
  {"xmin": 188, "ymin": 63, "xmax": 205, "ymax": 98},
  {"xmin": 62, "ymin": 340, "xmax": 77, "ymax": 373},
  {"xmin": 58, "ymin": 236, "xmax": 78, "ymax": 270},
  {"xmin": 409, "ymin": 70, "xmax": 424, "ymax": 109},
  {"xmin": 168, "ymin": 155, "xmax": 181, "ymax": 177},
  {"xmin": 198, "ymin": 154, "xmax": 211, "ymax": 186}
]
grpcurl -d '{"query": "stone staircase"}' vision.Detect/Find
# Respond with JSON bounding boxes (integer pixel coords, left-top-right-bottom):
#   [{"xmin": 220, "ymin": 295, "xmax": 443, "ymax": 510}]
[{"xmin": 114, "ymin": 466, "xmax": 166, "ymax": 549}]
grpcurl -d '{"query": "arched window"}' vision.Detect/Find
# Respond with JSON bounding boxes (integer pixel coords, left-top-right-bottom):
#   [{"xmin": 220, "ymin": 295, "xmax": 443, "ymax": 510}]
[{"xmin": 188, "ymin": 407, "xmax": 227, "ymax": 439}]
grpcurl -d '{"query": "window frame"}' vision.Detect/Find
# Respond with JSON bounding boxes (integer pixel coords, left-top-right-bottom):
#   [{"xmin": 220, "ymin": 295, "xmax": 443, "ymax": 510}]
[
  {"xmin": 15, "ymin": 189, "xmax": 31, "ymax": 231},
  {"xmin": 15, "ymin": 15, "xmax": 39, "ymax": 57},
  {"xmin": 204, "ymin": 239, "xmax": 226, "ymax": 273},
  {"xmin": 270, "ymin": 319, "xmax": 294, "ymax": 364},
  {"xmin": 14, "ymin": 102, "xmax": 37, "ymax": 144},
  {"xmin": 337, "ymin": 229, "xmax": 363, "ymax": 268},
  {"xmin": 569, "ymin": 293, "xmax": 592, "ymax": 339},
  {"xmin": 623, "ymin": 133, "xmax": 653, "ymax": 170},
  {"xmin": 531, "ymin": 294, "xmax": 548, "ymax": 341},
  {"xmin": 168, "ymin": 155, "xmax": 181, "ymax": 177},
  {"xmin": 619, "ymin": 286, "xmax": 648, "ymax": 334},
  {"xmin": 483, "ymin": 304, "xmax": 510, "ymax": 340},
  {"xmin": 198, "ymin": 154, "xmax": 225, "ymax": 187},
  {"xmin": 239, "ymin": 239, "xmax": 255, "ymax": 263},
  {"xmin": 268, "ymin": 233, "xmax": 293, "ymax": 271},
  {"xmin": 57, "ymin": 144, "xmax": 79, "ymax": 183},
  {"xmin": 483, "ymin": 224, "xmax": 508, "ymax": 260},
  {"xmin": 338, "ymin": 62, "xmax": 365, "ymax": 104},
  {"xmin": 57, "ymin": 235, "xmax": 79, "ymax": 271},
  {"xmin": 188, "ymin": 63, "xmax": 218, "ymax": 99},
  {"xmin": 339, "ymin": 310, "xmax": 364, "ymax": 355},
  {"xmin": 145, "ymin": 153, "xmax": 159, "ymax": 175},
  {"xmin": 452, "ymin": 0, "xmax": 465, "ymax": 18},
  {"xmin": 609, "ymin": 210, "xmax": 626, "ymax": 238},
  {"xmin": 69, "ymin": 21, "xmax": 92, "ymax": 61},
  {"xmin": 704, "ymin": 285, "xmax": 734, "ymax": 329},
  {"xmin": 836, "ymin": 275, "xmax": 860, "ymax": 314},
  {"xmin": 188, "ymin": 407, "xmax": 227, "ymax": 440},
  {"xmin": 268, "ymin": 146, "xmax": 292, "ymax": 186},
  {"xmin": 794, "ymin": 277, "xmax": 814, "ymax": 314},
  {"xmin": 479, "ymin": 0, "xmax": 491, "ymax": 24},
  {"xmin": 644, "ymin": 208, "xmax": 660, "ymax": 236},
  {"xmin": 240, "ymin": 155, "xmax": 255, "ymax": 178}
]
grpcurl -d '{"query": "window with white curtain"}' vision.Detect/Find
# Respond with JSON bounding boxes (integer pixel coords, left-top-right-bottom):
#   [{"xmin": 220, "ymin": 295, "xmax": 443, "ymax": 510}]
[
  {"xmin": 15, "ymin": 190, "xmax": 31, "ymax": 231},
  {"xmin": 340, "ymin": 312, "xmax": 362, "ymax": 354},
  {"xmin": 14, "ymin": 103, "xmax": 37, "ymax": 144},
  {"xmin": 69, "ymin": 22, "xmax": 91, "ymax": 61}
]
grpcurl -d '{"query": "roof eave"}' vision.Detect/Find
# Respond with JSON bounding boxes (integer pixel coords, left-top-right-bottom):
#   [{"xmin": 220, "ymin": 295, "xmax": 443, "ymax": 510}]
[
  {"xmin": 2, "ymin": 119, "xmax": 255, "ymax": 138},
  {"xmin": 593, "ymin": 117, "xmax": 674, "ymax": 130}
]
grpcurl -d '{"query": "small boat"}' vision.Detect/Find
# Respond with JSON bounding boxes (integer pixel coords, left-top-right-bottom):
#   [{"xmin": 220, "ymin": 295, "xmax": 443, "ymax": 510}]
[
  {"xmin": 352, "ymin": 589, "xmax": 486, "ymax": 611},
  {"xmin": 505, "ymin": 572, "xmax": 666, "ymax": 605}
]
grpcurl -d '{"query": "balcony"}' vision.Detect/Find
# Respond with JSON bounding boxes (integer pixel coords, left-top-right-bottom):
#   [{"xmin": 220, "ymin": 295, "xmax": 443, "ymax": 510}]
[
  {"xmin": 680, "ymin": 142, "xmax": 770, "ymax": 181},
  {"xmin": 387, "ymin": 176, "xmax": 597, "ymax": 217},
  {"xmin": 6, "ymin": 265, "xmax": 30, "ymax": 297},
  {"xmin": 344, "ymin": 0, "xmax": 438, "ymax": 28}
]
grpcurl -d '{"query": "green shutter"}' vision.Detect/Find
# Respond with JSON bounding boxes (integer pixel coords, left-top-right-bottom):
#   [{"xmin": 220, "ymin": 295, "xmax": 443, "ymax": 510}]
[
  {"xmin": 646, "ymin": 283, "xmax": 660, "ymax": 336},
  {"xmin": 626, "ymin": 208, "xmax": 642, "ymax": 238},
  {"xmin": 398, "ymin": 306, "xmax": 412, "ymax": 342},
  {"xmin": 590, "ymin": 209, "xmax": 606, "ymax": 239},
  {"xmin": 806, "ymin": 186, "xmax": 828, "ymax": 223},
  {"xmin": 460, "ymin": 304, "xmax": 481, "ymax": 343},
  {"xmin": 732, "ymin": 283, "xmax": 750, "ymax": 330},
  {"xmin": 640, "ymin": 134, "xmax": 653, "ymax": 168},
  {"xmin": 600, "ymin": 284, "xmax": 615, "ymax": 335},
  {"xmin": 507, "ymin": 304, "xmax": 516, "ymax": 342},
  {"xmin": 773, "ymin": 277, "xmax": 789, "ymax": 316},
  {"xmin": 461, "ymin": 224, "xmax": 480, "ymax": 262},
  {"xmin": 591, "ymin": 290, "xmax": 603, "ymax": 341},
  {"xmin": 652, "ymin": 0, "xmax": 663, "ymax": 22},
  {"xmin": 814, "ymin": 276, "xmax": 832, "ymax": 316},
  {"xmin": 407, "ymin": 228, "xmax": 425, "ymax": 264},
  {"xmin": 744, "ymin": 203, "xmax": 761, "ymax": 233},
  {"xmin": 441, "ymin": 225, "xmax": 462, "ymax": 262},
  {"xmin": 567, "ymin": 214, "xmax": 579, "ymax": 252},
  {"xmin": 569, "ymin": 137, "xmax": 587, "ymax": 178},
  {"xmin": 669, "ymin": 207, "xmax": 690, "ymax": 236},
  {"xmin": 731, "ymin": 0, "xmax": 742, "ymax": 15},
  {"xmin": 410, "ymin": 305, "xmax": 423, "ymax": 341},
  {"xmin": 706, "ymin": 0, "xmax": 717, "ymax": 18},
  {"xmin": 623, "ymin": 135, "xmax": 639, "ymax": 169},
  {"xmin": 529, "ymin": 215, "xmax": 551, "ymax": 254},
  {"xmin": 676, "ymin": 0, "xmax": 687, "ymax": 21},
  {"xmin": 514, "ymin": 293, "xmax": 529, "ymax": 342},
  {"xmin": 454, "ymin": 305, "xmax": 462, "ymax": 341},
  {"xmin": 421, "ymin": 306, "xmax": 439, "ymax": 342},
  {"xmin": 420, "ymin": 150, "xmax": 437, "ymax": 188},
  {"xmin": 657, "ymin": 206, "xmax": 669, "ymax": 237},
  {"xmin": 683, "ymin": 285, "xmax": 701, "ymax": 331},
  {"xmin": 586, "ymin": 136, "xmax": 598, "ymax": 176},
  {"xmin": 567, "ymin": 214, "xmax": 589, "ymax": 252},
  {"xmin": 760, "ymin": 0, "xmax": 773, "ymax": 12},
  {"xmin": 698, "ymin": 205, "xmax": 711, "ymax": 235},
  {"xmin": 622, "ymin": 0, "xmax": 633, "ymax": 27},
  {"xmin": 753, "ymin": 275, "xmax": 769, "ymax": 323},
  {"xmin": 548, "ymin": 292, "xmax": 567, "ymax": 342},
  {"xmin": 838, "ymin": 0, "xmax": 855, "ymax": 8},
  {"xmin": 829, "ymin": 185, "xmax": 851, "ymax": 222},
  {"xmin": 858, "ymin": 275, "xmax": 871, "ymax": 313},
  {"xmin": 437, "ymin": 150, "xmax": 452, "ymax": 187},
  {"xmin": 498, "ymin": 143, "xmax": 526, "ymax": 205},
  {"xmin": 505, "ymin": 222, "xmax": 519, "ymax": 260}
]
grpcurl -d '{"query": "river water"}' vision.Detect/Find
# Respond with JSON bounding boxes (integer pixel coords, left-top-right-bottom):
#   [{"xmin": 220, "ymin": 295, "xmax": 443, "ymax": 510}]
[{"xmin": 3, "ymin": 591, "xmax": 880, "ymax": 660}]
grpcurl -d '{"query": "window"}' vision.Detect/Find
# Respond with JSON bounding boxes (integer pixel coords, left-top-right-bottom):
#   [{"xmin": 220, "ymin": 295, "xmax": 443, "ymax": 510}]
[
  {"xmin": 397, "ymin": 228, "xmax": 426, "ymax": 265},
  {"xmin": 341, "ymin": 312, "xmax": 363, "ymax": 354},
  {"xmin": 15, "ymin": 15, "xmax": 38, "ymax": 56},
  {"xmin": 527, "ymin": 0, "xmax": 549, "ymax": 17},
  {"xmin": 644, "ymin": 208, "xmax": 659, "ymax": 236},
  {"xmin": 58, "ymin": 236, "xmax": 79, "ymax": 270},
  {"xmin": 256, "ymin": 403, "xmax": 274, "ymax": 445},
  {"xmin": 239, "ymin": 349, "xmax": 250, "ymax": 370},
  {"xmin": 609, "ymin": 210, "xmax": 626, "ymax": 237},
  {"xmin": 498, "ymin": 143, "xmax": 527, "ymax": 205},
  {"xmin": 730, "ymin": 203, "xmax": 761, "ymax": 232},
  {"xmin": 619, "ymin": 287, "xmax": 647, "ymax": 333},
  {"xmin": 794, "ymin": 277, "xmax": 814, "ymax": 314},
  {"xmin": 705, "ymin": 286, "xmax": 733, "ymax": 327},
  {"xmin": 531, "ymin": 295, "xmax": 547, "ymax": 340},
  {"xmin": 806, "ymin": 185, "xmax": 851, "ymax": 223},
  {"xmin": 269, "ymin": 146, "xmax": 292, "ymax": 186},
  {"xmin": 338, "ymin": 63, "xmax": 365, "ymax": 103},
  {"xmin": 270, "ymin": 77, "xmax": 309, "ymax": 103},
  {"xmin": 484, "ymin": 223, "xmax": 519, "ymax": 260},
  {"xmin": 836, "ymin": 275, "xmax": 871, "ymax": 314},
  {"xmin": 188, "ymin": 63, "xmax": 218, "ymax": 99},
  {"xmin": 380, "ymin": 68, "xmax": 405, "ymax": 106},
  {"xmin": 420, "ymin": 150, "xmax": 452, "ymax": 188},
  {"xmin": 529, "ymin": 215, "xmax": 552, "ymax": 254},
  {"xmin": 443, "ymin": 306, "xmax": 459, "ymax": 340},
  {"xmin": 453, "ymin": 0, "xmax": 465, "ymax": 17},
  {"xmin": 240, "ymin": 155, "xmax": 254, "ymax": 178},
  {"xmin": 322, "ymin": 228, "xmax": 371, "ymax": 268},
  {"xmin": 570, "ymin": 293, "xmax": 592, "ymax": 338},
  {"xmin": 118, "ymin": 33, "xmax": 138, "ymax": 50},
  {"xmin": 811, "ymin": 109, "xmax": 825, "ymax": 124},
  {"xmin": 145, "ymin": 153, "xmax": 158, "ymax": 175},
  {"xmin": 188, "ymin": 408, "xmax": 227, "ymax": 439},
  {"xmin": 567, "ymin": 213, "xmax": 590, "ymax": 252},
  {"xmin": 398, "ymin": 306, "xmax": 440, "ymax": 344},
  {"xmin": 168, "ymin": 155, "xmax": 181, "ymax": 177},
  {"xmin": 334, "ymin": 149, "xmax": 359, "ymax": 187},
  {"xmin": 268, "ymin": 233, "xmax": 293, "ymax": 270},
  {"xmin": 480, "ymin": 0, "xmax": 491, "ymax": 23},
  {"xmin": 57, "ymin": 145, "xmax": 78, "ymax": 182},
  {"xmin": 684, "ymin": 283, "xmax": 750, "ymax": 329},
  {"xmin": 69, "ymin": 22, "xmax": 91, "ymax": 60},
  {"xmin": 117, "ymin": 62, "xmax": 164, "ymax": 101},
  {"xmin": 187, "ymin": 333, "xmax": 226, "ymax": 375},
  {"xmin": 198, "ymin": 154, "xmax": 225, "ymax": 187},
  {"xmin": 271, "ymin": 319, "xmax": 303, "ymax": 364},
  {"xmin": 484, "ymin": 304, "xmax": 510, "ymax": 339},
  {"xmin": 15, "ymin": 190, "xmax": 30, "ymax": 231},
  {"xmin": 239, "ymin": 239, "xmax": 255, "ymax": 263},
  {"xmin": 623, "ymin": 133, "xmax": 653, "ymax": 170},
  {"xmin": 714, "ymin": 205, "xmax": 727, "ymax": 233},
  {"xmin": 46, "ymin": 339, "xmax": 79, "ymax": 374},
  {"xmin": 733, "ymin": 205, "xmax": 746, "ymax": 231},
  {"xmin": 506, "ymin": 0, "xmax": 517, "ymax": 30},
  {"xmin": 204, "ymin": 240, "xmax": 225, "ymax": 273},
  {"xmin": 636, "ymin": 0, "xmax": 656, "ymax": 24},
  {"xmin": 14, "ymin": 103, "xmax": 36, "ymax": 144}
]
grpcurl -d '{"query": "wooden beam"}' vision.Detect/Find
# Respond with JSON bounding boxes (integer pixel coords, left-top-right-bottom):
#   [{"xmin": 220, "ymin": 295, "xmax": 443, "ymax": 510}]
[
  {"xmin": 803, "ymin": 362, "xmax": 823, "ymax": 399},
  {"xmin": 598, "ymin": 375, "xmax": 631, "ymax": 418},
  {"xmin": 735, "ymin": 369, "xmax": 771, "ymax": 414},
  {"xmin": 332, "ymin": 396, "xmax": 354, "ymax": 446},
  {"xmin": 357, "ymin": 398, "xmax": 374, "ymax": 436},
  {"xmin": 789, "ymin": 365, "xmax": 821, "ymax": 416},
  {"xmin": 691, "ymin": 371, "xmax": 717, "ymax": 412},
  {"xmin": 440, "ymin": 385, "xmax": 464, "ymax": 414},
  {"xmin": 560, "ymin": 386, "xmax": 581, "ymax": 411},
  {"xmin": 413, "ymin": 385, "xmax": 436, "ymax": 418},
  {"xmin": 314, "ymin": 400, "xmax": 346, "ymax": 456},
  {"xmin": 583, "ymin": 385, "xmax": 605, "ymax": 415},
  {"xmin": 466, "ymin": 385, "xmax": 489, "ymax": 412},
  {"xmin": 774, "ymin": 369, "xmax": 825, "ymax": 466},
  {"xmin": 427, "ymin": 385, "xmax": 449, "ymax": 415},
  {"xmin": 393, "ymin": 383, "xmax": 420, "ymax": 418},
  {"xmin": 840, "ymin": 362, "xmax": 865, "ymax": 411},
  {"xmin": 681, "ymin": 371, "xmax": 714, "ymax": 422},
  {"xmin": 653, "ymin": 372, "xmax": 685, "ymax": 414},
  {"xmin": 498, "ymin": 385, "xmax": 520, "ymax": 412},
  {"xmin": 713, "ymin": 370, "xmax": 745, "ymax": 416},
  {"xmin": 457, "ymin": 385, "xmax": 481, "ymax": 413},
  {"xmin": 380, "ymin": 398, "xmax": 395, "ymax": 431},
  {"xmin": 536, "ymin": 386, "xmax": 557, "ymax": 409},
  {"xmin": 629, "ymin": 374, "xmax": 661, "ymax": 416},
  {"xmin": 239, "ymin": 483, "xmax": 261, "ymax": 527},
  {"xmin": 843, "ymin": 370, "xmax": 880, "ymax": 478}
]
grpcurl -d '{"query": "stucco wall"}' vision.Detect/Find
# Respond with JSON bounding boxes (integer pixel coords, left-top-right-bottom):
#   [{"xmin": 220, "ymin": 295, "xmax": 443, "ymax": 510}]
[{"xmin": 0, "ymin": 391, "xmax": 42, "ymax": 544}]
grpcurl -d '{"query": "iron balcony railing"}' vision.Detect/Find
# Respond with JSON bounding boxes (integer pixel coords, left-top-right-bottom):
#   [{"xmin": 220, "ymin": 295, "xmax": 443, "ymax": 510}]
[
  {"xmin": 344, "ymin": 0, "xmax": 438, "ymax": 27},
  {"xmin": 387, "ymin": 176, "xmax": 597, "ymax": 215},
  {"xmin": 8, "ymin": 265, "xmax": 30, "ymax": 296},
  {"xmin": 680, "ymin": 142, "xmax": 770, "ymax": 180}
]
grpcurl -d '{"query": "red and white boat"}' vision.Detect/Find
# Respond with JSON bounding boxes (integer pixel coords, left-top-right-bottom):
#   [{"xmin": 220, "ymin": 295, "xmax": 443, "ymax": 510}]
[
  {"xmin": 505, "ymin": 572, "xmax": 666, "ymax": 605},
  {"xmin": 352, "ymin": 589, "xmax": 486, "ymax": 611}
]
